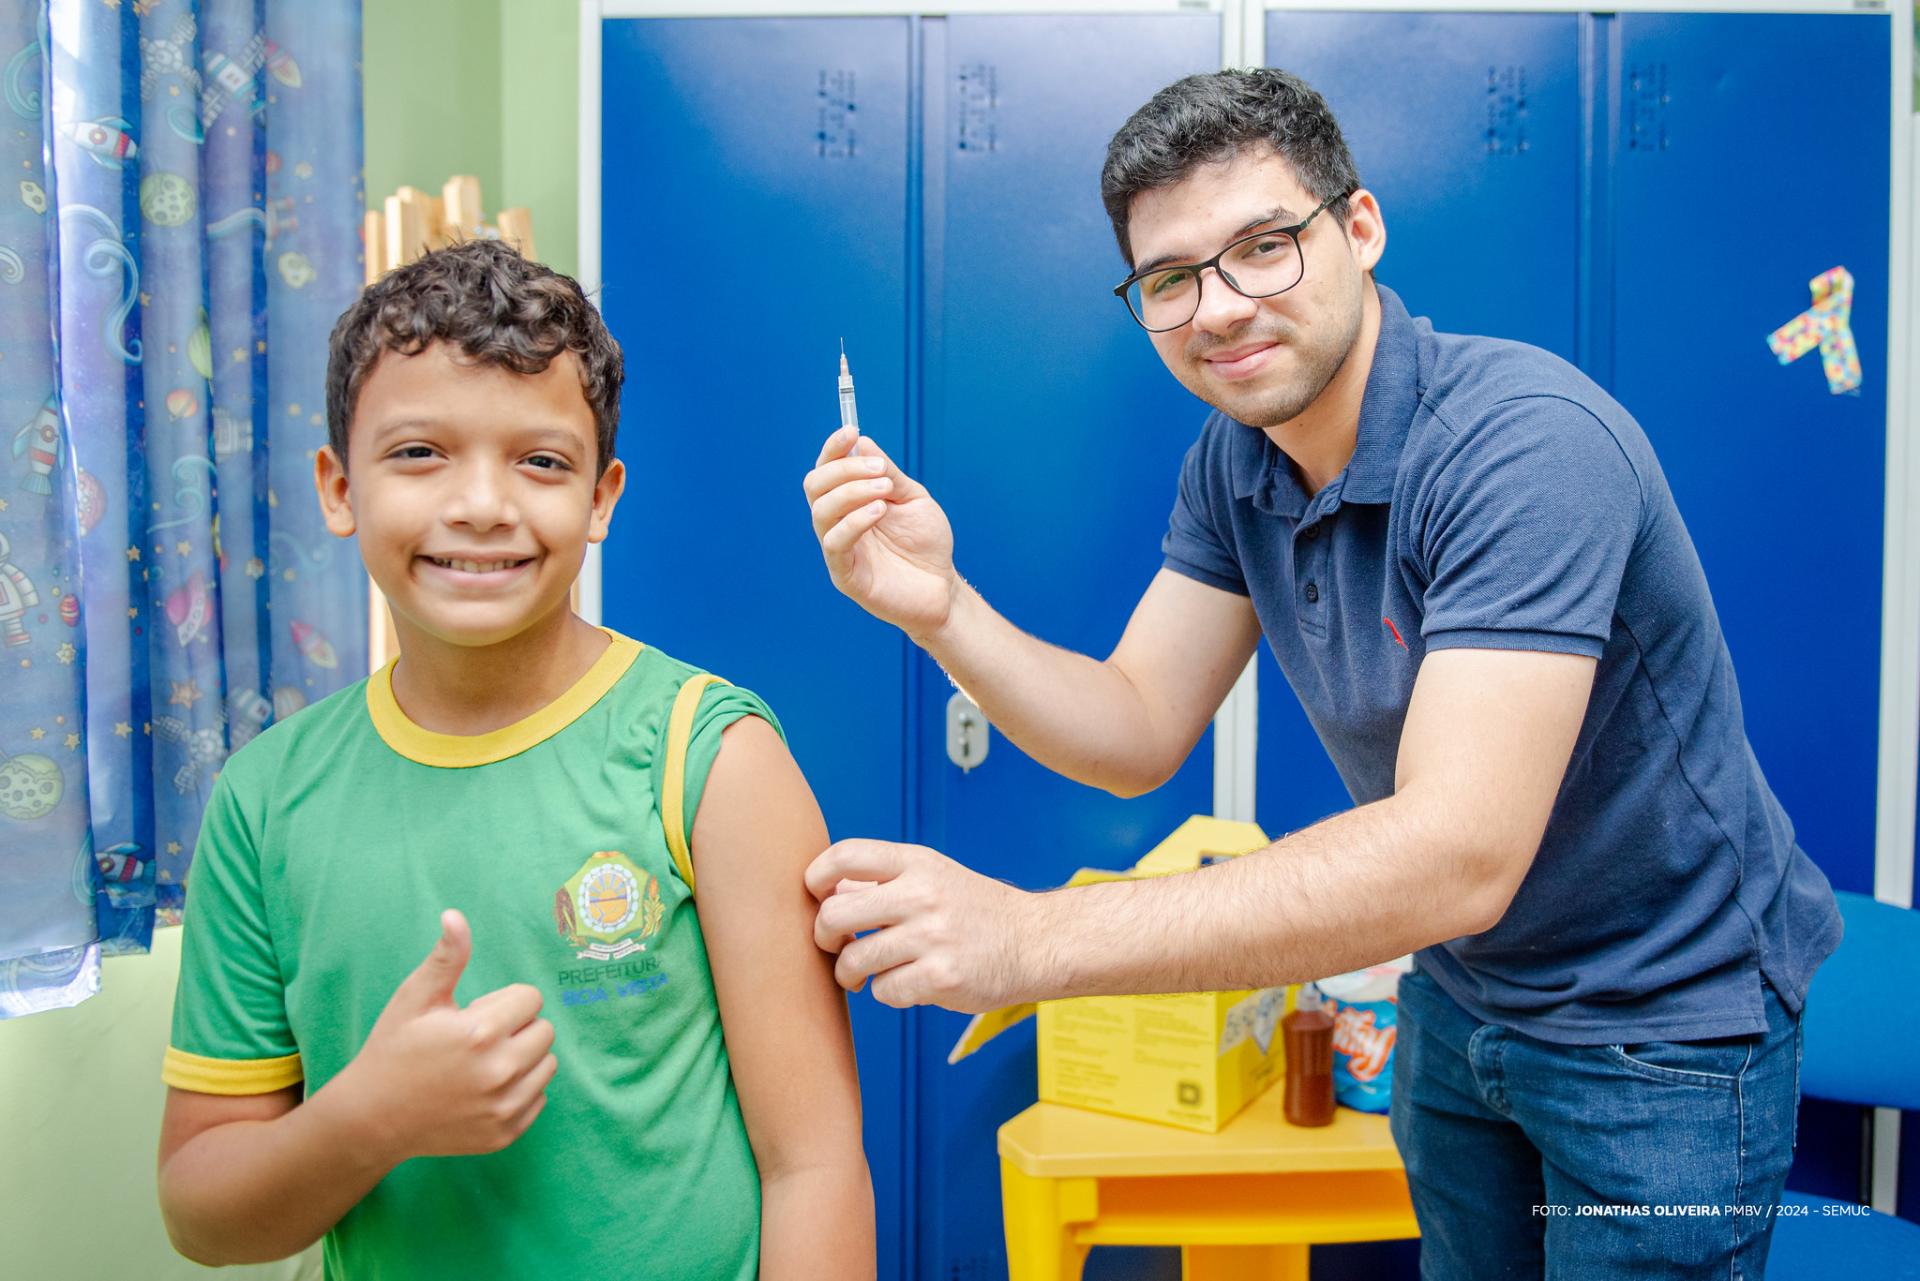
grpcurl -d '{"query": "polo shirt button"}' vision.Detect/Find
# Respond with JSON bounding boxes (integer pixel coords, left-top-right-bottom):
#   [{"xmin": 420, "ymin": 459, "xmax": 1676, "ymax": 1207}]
[
  {"xmin": 1305, "ymin": 525, "xmax": 1320, "ymax": 540},
  {"xmin": 1304, "ymin": 582, "xmax": 1320, "ymax": 603}
]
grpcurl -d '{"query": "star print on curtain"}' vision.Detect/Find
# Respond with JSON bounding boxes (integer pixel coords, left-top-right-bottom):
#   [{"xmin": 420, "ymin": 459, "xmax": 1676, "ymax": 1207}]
[{"xmin": 0, "ymin": 0, "xmax": 366, "ymax": 1017}]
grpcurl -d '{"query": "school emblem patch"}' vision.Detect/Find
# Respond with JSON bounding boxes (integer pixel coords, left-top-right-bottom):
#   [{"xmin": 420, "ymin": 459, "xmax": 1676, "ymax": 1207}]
[{"xmin": 554, "ymin": 850, "xmax": 664, "ymax": 961}]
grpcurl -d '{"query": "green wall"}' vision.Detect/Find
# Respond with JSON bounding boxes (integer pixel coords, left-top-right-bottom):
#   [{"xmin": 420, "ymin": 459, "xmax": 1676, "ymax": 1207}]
[
  {"xmin": 364, "ymin": 0, "xmax": 579, "ymax": 279},
  {"xmin": 0, "ymin": 928, "xmax": 318, "ymax": 1280},
  {"xmin": 363, "ymin": 0, "xmax": 504, "ymax": 223},
  {"xmin": 500, "ymin": 0, "xmax": 580, "ymax": 277}
]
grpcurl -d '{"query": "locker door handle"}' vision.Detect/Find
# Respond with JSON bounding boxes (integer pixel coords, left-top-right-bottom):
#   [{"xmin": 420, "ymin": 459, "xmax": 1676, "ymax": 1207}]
[{"xmin": 946, "ymin": 693, "xmax": 989, "ymax": 772}]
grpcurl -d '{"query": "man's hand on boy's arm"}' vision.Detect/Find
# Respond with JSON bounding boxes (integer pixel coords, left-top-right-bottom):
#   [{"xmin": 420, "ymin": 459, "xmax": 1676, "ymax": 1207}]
[
  {"xmin": 158, "ymin": 910, "xmax": 557, "ymax": 1266},
  {"xmin": 693, "ymin": 716, "xmax": 875, "ymax": 1281},
  {"xmin": 807, "ymin": 647, "xmax": 1595, "ymax": 1011}
]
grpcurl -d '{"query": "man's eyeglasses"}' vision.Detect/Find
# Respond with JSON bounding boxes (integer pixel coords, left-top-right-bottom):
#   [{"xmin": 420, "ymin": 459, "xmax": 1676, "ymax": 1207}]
[{"xmin": 1113, "ymin": 191, "xmax": 1352, "ymax": 333}]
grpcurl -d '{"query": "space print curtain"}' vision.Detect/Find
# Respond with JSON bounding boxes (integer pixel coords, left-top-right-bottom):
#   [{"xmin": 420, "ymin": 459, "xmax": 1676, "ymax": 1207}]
[{"xmin": 0, "ymin": 0, "xmax": 366, "ymax": 1016}]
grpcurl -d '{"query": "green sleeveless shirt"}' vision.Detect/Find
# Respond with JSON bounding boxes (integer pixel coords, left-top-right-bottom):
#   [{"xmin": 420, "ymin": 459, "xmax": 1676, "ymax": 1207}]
[{"xmin": 165, "ymin": 632, "xmax": 775, "ymax": 1279}]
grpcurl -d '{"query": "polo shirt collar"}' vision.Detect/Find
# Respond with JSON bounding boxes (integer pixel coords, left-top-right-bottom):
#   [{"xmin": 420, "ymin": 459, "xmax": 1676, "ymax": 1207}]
[
  {"xmin": 1234, "ymin": 427, "xmax": 1309, "ymax": 516},
  {"xmin": 1228, "ymin": 282, "xmax": 1422, "ymax": 515},
  {"xmin": 1341, "ymin": 284, "xmax": 1421, "ymax": 504}
]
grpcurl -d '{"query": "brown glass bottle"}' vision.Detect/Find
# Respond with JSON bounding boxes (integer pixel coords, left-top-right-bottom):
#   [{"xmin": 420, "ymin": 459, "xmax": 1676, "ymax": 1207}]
[{"xmin": 1282, "ymin": 986, "xmax": 1336, "ymax": 1127}]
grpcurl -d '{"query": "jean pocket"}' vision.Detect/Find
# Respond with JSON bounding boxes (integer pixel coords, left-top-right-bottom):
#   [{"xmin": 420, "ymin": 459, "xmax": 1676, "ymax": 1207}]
[{"xmin": 1604, "ymin": 1034, "xmax": 1755, "ymax": 1088}]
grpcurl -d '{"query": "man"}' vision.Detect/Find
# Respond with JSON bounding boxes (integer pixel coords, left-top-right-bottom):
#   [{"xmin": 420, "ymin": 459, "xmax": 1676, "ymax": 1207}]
[{"xmin": 802, "ymin": 68, "xmax": 1838, "ymax": 1278}]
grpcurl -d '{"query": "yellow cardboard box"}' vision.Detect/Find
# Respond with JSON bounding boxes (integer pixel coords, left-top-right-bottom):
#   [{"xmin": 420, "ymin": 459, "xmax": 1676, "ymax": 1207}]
[{"xmin": 948, "ymin": 815, "xmax": 1291, "ymax": 1132}]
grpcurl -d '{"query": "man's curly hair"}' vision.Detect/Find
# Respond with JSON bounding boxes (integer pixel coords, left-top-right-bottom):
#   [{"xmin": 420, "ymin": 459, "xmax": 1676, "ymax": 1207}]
[{"xmin": 325, "ymin": 239, "xmax": 623, "ymax": 475}]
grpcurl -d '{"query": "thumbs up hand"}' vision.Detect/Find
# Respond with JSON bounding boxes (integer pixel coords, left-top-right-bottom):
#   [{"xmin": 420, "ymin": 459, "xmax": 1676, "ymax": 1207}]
[{"xmin": 328, "ymin": 911, "xmax": 558, "ymax": 1164}]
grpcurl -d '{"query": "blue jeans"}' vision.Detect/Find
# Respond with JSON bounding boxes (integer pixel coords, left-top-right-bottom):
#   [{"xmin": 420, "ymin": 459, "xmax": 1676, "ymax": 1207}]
[{"xmin": 1389, "ymin": 965, "xmax": 1803, "ymax": 1280}]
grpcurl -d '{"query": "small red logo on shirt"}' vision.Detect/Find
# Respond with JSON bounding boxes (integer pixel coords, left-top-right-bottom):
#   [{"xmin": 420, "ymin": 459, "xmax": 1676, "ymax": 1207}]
[{"xmin": 1382, "ymin": 617, "xmax": 1408, "ymax": 650}]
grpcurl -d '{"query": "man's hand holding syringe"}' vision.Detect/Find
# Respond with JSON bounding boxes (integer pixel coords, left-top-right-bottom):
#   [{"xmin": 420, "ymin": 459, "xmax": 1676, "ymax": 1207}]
[
  {"xmin": 808, "ymin": 345, "xmax": 962, "ymax": 644},
  {"xmin": 801, "ymin": 346, "xmax": 1259, "ymax": 801}
]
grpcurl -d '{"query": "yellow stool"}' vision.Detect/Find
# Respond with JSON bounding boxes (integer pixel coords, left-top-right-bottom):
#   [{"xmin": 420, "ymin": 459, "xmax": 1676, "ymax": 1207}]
[{"xmin": 998, "ymin": 1092, "xmax": 1418, "ymax": 1281}]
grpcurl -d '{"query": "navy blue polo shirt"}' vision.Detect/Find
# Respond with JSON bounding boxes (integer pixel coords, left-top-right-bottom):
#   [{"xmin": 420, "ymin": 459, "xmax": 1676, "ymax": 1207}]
[{"xmin": 1163, "ymin": 284, "xmax": 1841, "ymax": 1044}]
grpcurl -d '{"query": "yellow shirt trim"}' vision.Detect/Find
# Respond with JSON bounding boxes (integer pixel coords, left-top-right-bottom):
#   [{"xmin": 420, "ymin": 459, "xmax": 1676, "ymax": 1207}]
[
  {"xmin": 366, "ymin": 629, "xmax": 643, "ymax": 768},
  {"xmin": 663, "ymin": 673, "xmax": 727, "ymax": 893},
  {"xmin": 162, "ymin": 1046, "xmax": 304, "ymax": 1095}
]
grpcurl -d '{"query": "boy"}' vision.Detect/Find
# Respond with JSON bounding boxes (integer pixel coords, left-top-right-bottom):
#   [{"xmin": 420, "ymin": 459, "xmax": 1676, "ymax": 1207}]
[{"xmin": 157, "ymin": 240, "xmax": 873, "ymax": 1278}]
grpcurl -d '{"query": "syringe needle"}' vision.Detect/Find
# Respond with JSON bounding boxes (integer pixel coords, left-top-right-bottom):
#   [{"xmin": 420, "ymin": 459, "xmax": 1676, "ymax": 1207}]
[{"xmin": 837, "ymin": 341, "xmax": 860, "ymax": 437}]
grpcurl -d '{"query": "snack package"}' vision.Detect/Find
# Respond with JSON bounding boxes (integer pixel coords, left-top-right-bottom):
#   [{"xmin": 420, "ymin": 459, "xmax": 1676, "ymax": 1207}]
[{"xmin": 1307, "ymin": 956, "xmax": 1411, "ymax": 1114}]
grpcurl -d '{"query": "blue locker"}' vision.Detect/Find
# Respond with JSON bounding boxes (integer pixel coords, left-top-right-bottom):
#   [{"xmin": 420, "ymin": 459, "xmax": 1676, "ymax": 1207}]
[
  {"xmin": 912, "ymin": 18, "xmax": 1221, "ymax": 1278},
  {"xmin": 1265, "ymin": 11, "xmax": 1584, "ymax": 361},
  {"xmin": 1606, "ymin": 14, "xmax": 1893, "ymax": 1212},
  {"xmin": 1609, "ymin": 12, "xmax": 1890, "ymax": 896},
  {"xmin": 1258, "ymin": 11, "xmax": 1585, "ymax": 841},
  {"xmin": 598, "ymin": 18, "xmax": 915, "ymax": 1277},
  {"xmin": 1261, "ymin": 6, "xmax": 1891, "ymax": 899}
]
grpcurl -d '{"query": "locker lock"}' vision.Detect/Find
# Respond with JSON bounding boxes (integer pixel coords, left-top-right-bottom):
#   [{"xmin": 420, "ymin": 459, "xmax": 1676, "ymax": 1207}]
[{"xmin": 946, "ymin": 692, "xmax": 989, "ymax": 772}]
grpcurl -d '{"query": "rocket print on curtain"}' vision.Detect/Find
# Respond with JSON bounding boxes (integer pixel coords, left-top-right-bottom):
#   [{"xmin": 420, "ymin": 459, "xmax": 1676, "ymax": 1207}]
[{"xmin": 0, "ymin": 0, "xmax": 366, "ymax": 1017}]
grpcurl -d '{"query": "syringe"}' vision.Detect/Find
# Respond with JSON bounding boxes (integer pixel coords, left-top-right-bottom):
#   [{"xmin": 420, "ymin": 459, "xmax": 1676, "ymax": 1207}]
[{"xmin": 838, "ymin": 338, "xmax": 859, "ymax": 434}]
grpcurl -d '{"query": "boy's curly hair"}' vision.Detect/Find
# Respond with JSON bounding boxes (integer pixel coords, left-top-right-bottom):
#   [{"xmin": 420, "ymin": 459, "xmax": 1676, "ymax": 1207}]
[{"xmin": 325, "ymin": 239, "xmax": 623, "ymax": 475}]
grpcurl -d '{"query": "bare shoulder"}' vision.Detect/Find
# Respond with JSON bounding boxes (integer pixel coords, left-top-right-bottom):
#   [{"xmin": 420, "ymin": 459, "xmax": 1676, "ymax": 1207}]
[{"xmin": 692, "ymin": 714, "xmax": 827, "ymax": 865}]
